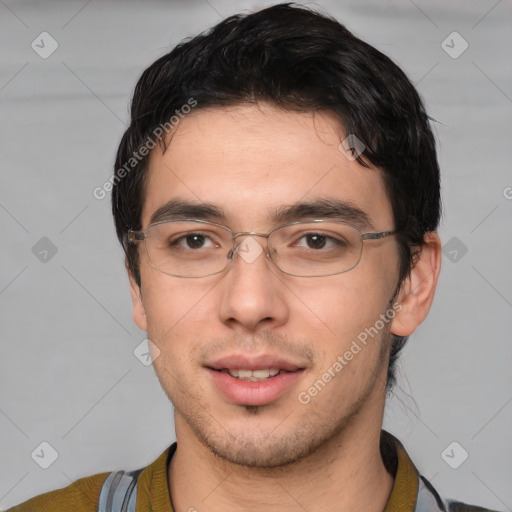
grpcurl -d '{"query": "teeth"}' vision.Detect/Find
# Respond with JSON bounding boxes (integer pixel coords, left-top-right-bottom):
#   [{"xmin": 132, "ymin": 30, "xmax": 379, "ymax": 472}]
[
  {"xmin": 252, "ymin": 369, "xmax": 270, "ymax": 379},
  {"xmin": 238, "ymin": 369, "xmax": 253, "ymax": 379},
  {"xmin": 227, "ymin": 369, "xmax": 281, "ymax": 381}
]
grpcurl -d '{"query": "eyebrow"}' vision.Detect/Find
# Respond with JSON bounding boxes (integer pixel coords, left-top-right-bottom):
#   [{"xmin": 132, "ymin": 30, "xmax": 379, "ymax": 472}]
[
  {"xmin": 149, "ymin": 198, "xmax": 373, "ymax": 231},
  {"xmin": 271, "ymin": 199, "xmax": 374, "ymax": 230},
  {"xmin": 149, "ymin": 199, "xmax": 225, "ymax": 224}
]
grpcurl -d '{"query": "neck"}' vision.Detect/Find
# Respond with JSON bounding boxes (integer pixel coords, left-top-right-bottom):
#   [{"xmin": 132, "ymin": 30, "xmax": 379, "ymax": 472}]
[{"xmin": 168, "ymin": 400, "xmax": 393, "ymax": 512}]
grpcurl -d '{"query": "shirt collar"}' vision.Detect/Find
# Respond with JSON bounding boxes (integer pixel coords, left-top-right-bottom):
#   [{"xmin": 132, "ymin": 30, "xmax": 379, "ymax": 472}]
[
  {"xmin": 149, "ymin": 431, "xmax": 421, "ymax": 511},
  {"xmin": 382, "ymin": 430, "xmax": 420, "ymax": 511}
]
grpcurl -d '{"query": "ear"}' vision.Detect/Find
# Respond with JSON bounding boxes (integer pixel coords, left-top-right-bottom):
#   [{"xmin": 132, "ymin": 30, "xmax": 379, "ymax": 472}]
[
  {"xmin": 129, "ymin": 271, "xmax": 148, "ymax": 332},
  {"xmin": 390, "ymin": 232, "xmax": 442, "ymax": 337}
]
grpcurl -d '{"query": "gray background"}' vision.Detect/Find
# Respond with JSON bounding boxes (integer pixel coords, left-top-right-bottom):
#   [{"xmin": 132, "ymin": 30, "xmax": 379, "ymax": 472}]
[{"xmin": 1, "ymin": 0, "xmax": 511, "ymax": 510}]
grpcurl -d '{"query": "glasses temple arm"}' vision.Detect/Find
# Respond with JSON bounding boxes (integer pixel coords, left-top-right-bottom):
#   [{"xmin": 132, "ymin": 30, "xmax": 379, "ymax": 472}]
[
  {"xmin": 127, "ymin": 230, "xmax": 145, "ymax": 242},
  {"xmin": 362, "ymin": 231, "xmax": 396, "ymax": 240}
]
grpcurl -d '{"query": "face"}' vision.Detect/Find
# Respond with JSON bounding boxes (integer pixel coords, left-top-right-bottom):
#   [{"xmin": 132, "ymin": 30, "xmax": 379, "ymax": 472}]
[{"xmin": 131, "ymin": 103, "xmax": 404, "ymax": 468}]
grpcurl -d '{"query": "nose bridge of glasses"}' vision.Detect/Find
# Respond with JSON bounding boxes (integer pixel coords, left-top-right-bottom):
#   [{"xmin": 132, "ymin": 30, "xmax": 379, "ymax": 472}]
[
  {"xmin": 232, "ymin": 231, "xmax": 269, "ymax": 240},
  {"xmin": 230, "ymin": 231, "xmax": 271, "ymax": 258}
]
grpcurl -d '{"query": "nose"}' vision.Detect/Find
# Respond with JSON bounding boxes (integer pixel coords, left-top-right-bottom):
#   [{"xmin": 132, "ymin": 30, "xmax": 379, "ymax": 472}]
[{"xmin": 217, "ymin": 236, "xmax": 289, "ymax": 333}]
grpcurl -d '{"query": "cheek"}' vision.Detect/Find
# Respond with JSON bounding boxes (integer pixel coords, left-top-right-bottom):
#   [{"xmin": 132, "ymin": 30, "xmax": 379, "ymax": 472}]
[
  {"xmin": 289, "ymin": 259, "xmax": 395, "ymax": 339},
  {"xmin": 142, "ymin": 265, "xmax": 199, "ymax": 316},
  {"xmin": 140, "ymin": 268, "xmax": 218, "ymax": 349},
  {"xmin": 142, "ymin": 275, "xmax": 214, "ymax": 400},
  {"xmin": 299, "ymin": 279, "xmax": 394, "ymax": 376}
]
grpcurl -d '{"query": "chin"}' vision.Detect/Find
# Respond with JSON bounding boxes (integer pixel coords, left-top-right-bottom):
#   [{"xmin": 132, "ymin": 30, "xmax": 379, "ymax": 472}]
[
  {"xmin": 205, "ymin": 433, "xmax": 319, "ymax": 469},
  {"xmin": 184, "ymin": 404, "xmax": 353, "ymax": 470}
]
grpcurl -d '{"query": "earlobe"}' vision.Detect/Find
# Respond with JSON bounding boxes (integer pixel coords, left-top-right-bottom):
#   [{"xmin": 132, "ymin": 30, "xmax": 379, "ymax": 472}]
[
  {"xmin": 390, "ymin": 232, "xmax": 442, "ymax": 337},
  {"xmin": 129, "ymin": 273, "xmax": 148, "ymax": 332}
]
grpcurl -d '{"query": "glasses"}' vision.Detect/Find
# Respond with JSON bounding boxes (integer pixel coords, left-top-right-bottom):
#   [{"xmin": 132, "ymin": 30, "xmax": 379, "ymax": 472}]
[{"xmin": 127, "ymin": 219, "xmax": 396, "ymax": 278}]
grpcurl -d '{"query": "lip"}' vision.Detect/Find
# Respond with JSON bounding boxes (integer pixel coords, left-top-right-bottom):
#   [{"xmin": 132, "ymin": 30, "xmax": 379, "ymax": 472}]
[
  {"xmin": 208, "ymin": 368, "xmax": 304, "ymax": 406},
  {"xmin": 207, "ymin": 354, "xmax": 302, "ymax": 372},
  {"xmin": 206, "ymin": 354, "xmax": 305, "ymax": 406}
]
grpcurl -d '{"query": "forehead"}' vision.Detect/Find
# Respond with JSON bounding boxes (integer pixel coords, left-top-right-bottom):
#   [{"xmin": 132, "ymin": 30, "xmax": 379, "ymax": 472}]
[{"xmin": 142, "ymin": 103, "xmax": 393, "ymax": 230}]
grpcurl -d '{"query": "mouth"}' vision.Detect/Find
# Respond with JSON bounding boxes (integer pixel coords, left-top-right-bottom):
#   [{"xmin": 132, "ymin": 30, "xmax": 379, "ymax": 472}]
[
  {"xmin": 206, "ymin": 355, "xmax": 306, "ymax": 406},
  {"xmin": 218, "ymin": 368, "xmax": 284, "ymax": 381}
]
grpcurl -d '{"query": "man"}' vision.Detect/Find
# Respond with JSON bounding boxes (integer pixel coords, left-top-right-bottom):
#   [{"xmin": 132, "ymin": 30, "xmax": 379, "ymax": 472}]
[{"xmin": 8, "ymin": 3, "xmax": 501, "ymax": 512}]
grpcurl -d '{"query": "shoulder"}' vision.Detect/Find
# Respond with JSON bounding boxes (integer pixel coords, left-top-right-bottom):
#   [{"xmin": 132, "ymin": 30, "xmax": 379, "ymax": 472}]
[
  {"xmin": 446, "ymin": 502, "xmax": 504, "ymax": 512},
  {"xmin": 384, "ymin": 432, "xmax": 502, "ymax": 512},
  {"xmin": 419, "ymin": 472, "xmax": 503, "ymax": 512},
  {"xmin": 6, "ymin": 472, "xmax": 109, "ymax": 512},
  {"xmin": 6, "ymin": 445, "xmax": 175, "ymax": 512}
]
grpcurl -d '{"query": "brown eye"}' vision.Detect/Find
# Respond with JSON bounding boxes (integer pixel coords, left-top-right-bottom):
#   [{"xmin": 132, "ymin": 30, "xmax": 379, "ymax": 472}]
[
  {"xmin": 305, "ymin": 234, "xmax": 327, "ymax": 249},
  {"xmin": 171, "ymin": 233, "xmax": 215, "ymax": 250},
  {"xmin": 184, "ymin": 234, "xmax": 206, "ymax": 248}
]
